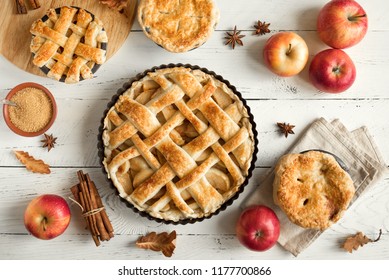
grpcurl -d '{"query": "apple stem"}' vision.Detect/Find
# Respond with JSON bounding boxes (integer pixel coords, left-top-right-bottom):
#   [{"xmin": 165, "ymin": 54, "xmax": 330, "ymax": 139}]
[
  {"xmin": 286, "ymin": 44, "xmax": 292, "ymax": 55},
  {"xmin": 373, "ymin": 229, "xmax": 382, "ymax": 242},
  {"xmin": 255, "ymin": 231, "xmax": 263, "ymax": 239},
  {"xmin": 332, "ymin": 66, "xmax": 341, "ymax": 75},
  {"xmin": 348, "ymin": 14, "xmax": 366, "ymax": 21},
  {"xmin": 42, "ymin": 218, "xmax": 47, "ymax": 232}
]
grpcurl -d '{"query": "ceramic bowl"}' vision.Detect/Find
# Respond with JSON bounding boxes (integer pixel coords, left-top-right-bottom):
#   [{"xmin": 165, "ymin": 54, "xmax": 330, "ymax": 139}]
[{"xmin": 3, "ymin": 82, "xmax": 57, "ymax": 137}]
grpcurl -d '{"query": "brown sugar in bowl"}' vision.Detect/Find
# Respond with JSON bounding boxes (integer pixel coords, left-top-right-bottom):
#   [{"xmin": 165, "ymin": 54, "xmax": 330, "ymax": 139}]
[{"xmin": 3, "ymin": 82, "xmax": 57, "ymax": 137}]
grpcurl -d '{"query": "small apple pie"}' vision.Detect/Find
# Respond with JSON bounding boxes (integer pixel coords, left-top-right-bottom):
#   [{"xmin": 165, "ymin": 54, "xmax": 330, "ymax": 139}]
[
  {"xmin": 30, "ymin": 6, "xmax": 108, "ymax": 83},
  {"xmin": 101, "ymin": 66, "xmax": 256, "ymax": 223},
  {"xmin": 137, "ymin": 0, "xmax": 220, "ymax": 52},
  {"xmin": 273, "ymin": 150, "xmax": 355, "ymax": 230}
]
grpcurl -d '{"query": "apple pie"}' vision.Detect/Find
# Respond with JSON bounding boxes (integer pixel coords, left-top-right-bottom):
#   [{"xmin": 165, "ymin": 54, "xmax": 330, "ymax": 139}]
[
  {"xmin": 101, "ymin": 66, "xmax": 256, "ymax": 222},
  {"xmin": 137, "ymin": 0, "xmax": 220, "ymax": 52},
  {"xmin": 30, "ymin": 6, "xmax": 108, "ymax": 84},
  {"xmin": 273, "ymin": 150, "xmax": 355, "ymax": 230}
]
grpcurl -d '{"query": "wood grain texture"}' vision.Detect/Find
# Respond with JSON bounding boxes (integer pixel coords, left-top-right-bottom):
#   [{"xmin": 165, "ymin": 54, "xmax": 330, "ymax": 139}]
[
  {"xmin": 0, "ymin": 167, "xmax": 387, "ymax": 260},
  {"xmin": 1, "ymin": 233, "xmax": 387, "ymax": 260},
  {"xmin": 0, "ymin": 0, "xmax": 388, "ymax": 260},
  {"xmin": 0, "ymin": 0, "xmax": 136, "ymax": 77},
  {"xmin": 1, "ymin": 30, "xmax": 385, "ymax": 99},
  {"xmin": 1, "ymin": 98, "xmax": 389, "ymax": 167}
]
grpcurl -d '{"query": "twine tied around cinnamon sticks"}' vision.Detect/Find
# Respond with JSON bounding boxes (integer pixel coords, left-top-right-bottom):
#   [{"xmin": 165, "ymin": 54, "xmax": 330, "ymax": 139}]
[
  {"xmin": 70, "ymin": 170, "xmax": 114, "ymax": 246},
  {"xmin": 68, "ymin": 197, "xmax": 105, "ymax": 218}
]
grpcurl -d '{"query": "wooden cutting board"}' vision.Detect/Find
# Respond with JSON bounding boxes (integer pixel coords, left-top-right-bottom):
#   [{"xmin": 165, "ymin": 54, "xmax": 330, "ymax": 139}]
[{"xmin": 0, "ymin": 0, "xmax": 137, "ymax": 77}]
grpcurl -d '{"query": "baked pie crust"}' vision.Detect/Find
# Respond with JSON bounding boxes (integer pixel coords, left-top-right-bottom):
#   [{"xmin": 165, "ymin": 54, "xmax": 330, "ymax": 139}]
[
  {"xmin": 101, "ymin": 66, "xmax": 256, "ymax": 222},
  {"xmin": 30, "ymin": 6, "xmax": 108, "ymax": 84},
  {"xmin": 273, "ymin": 151, "xmax": 355, "ymax": 230},
  {"xmin": 137, "ymin": 0, "xmax": 219, "ymax": 53}
]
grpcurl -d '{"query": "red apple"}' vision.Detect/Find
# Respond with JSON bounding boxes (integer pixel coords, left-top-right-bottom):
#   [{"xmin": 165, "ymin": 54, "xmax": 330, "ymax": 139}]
[
  {"xmin": 24, "ymin": 194, "xmax": 71, "ymax": 240},
  {"xmin": 263, "ymin": 32, "xmax": 309, "ymax": 77},
  {"xmin": 317, "ymin": 0, "xmax": 368, "ymax": 49},
  {"xmin": 309, "ymin": 48, "xmax": 356, "ymax": 93},
  {"xmin": 236, "ymin": 205, "xmax": 280, "ymax": 252}
]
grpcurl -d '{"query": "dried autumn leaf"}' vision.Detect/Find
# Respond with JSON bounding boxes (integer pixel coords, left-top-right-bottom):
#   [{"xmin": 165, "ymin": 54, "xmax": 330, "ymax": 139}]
[
  {"xmin": 14, "ymin": 150, "xmax": 50, "ymax": 174},
  {"xmin": 136, "ymin": 231, "xmax": 176, "ymax": 257},
  {"xmin": 341, "ymin": 229, "xmax": 382, "ymax": 253}
]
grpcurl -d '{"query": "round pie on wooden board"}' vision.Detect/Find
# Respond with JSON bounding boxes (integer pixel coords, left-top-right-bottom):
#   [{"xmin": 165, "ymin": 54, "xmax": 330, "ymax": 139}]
[{"xmin": 0, "ymin": 0, "xmax": 136, "ymax": 78}]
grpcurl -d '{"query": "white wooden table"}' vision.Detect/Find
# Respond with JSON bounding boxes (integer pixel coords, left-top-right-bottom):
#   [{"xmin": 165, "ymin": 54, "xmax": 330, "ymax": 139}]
[{"xmin": 1, "ymin": 0, "xmax": 388, "ymax": 260}]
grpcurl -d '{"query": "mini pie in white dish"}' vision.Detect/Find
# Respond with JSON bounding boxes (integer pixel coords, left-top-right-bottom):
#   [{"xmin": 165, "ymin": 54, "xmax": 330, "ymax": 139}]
[
  {"xmin": 101, "ymin": 66, "xmax": 256, "ymax": 223},
  {"xmin": 137, "ymin": 0, "xmax": 220, "ymax": 52},
  {"xmin": 273, "ymin": 150, "xmax": 355, "ymax": 230}
]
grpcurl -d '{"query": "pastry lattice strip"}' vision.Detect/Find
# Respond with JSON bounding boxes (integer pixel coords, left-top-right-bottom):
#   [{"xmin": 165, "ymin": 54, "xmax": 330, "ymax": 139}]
[{"xmin": 142, "ymin": 127, "xmax": 249, "ymax": 214}]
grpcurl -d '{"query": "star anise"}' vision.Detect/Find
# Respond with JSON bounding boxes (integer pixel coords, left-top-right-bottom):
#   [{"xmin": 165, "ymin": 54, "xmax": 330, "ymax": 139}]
[
  {"xmin": 277, "ymin": 122, "xmax": 295, "ymax": 138},
  {"xmin": 254, "ymin": 20, "xmax": 271, "ymax": 36},
  {"xmin": 224, "ymin": 26, "xmax": 245, "ymax": 49},
  {"xmin": 41, "ymin": 133, "xmax": 57, "ymax": 152}
]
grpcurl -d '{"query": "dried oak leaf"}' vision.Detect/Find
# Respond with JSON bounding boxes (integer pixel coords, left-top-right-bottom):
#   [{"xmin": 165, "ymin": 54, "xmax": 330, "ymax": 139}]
[
  {"xmin": 136, "ymin": 230, "xmax": 176, "ymax": 257},
  {"xmin": 14, "ymin": 150, "xmax": 50, "ymax": 174},
  {"xmin": 341, "ymin": 229, "xmax": 382, "ymax": 253}
]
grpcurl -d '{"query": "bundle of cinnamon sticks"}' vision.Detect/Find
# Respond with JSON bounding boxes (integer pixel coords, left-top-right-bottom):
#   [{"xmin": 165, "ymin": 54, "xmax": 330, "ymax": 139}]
[{"xmin": 71, "ymin": 170, "xmax": 114, "ymax": 246}]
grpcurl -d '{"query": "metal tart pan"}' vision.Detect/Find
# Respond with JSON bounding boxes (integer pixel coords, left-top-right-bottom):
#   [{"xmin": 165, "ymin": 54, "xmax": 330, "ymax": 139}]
[{"xmin": 97, "ymin": 63, "xmax": 259, "ymax": 225}]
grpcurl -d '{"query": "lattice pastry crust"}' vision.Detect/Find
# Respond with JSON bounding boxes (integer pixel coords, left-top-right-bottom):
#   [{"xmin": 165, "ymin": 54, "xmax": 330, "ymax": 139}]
[
  {"xmin": 102, "ymin": 67, "xmax": 255, "ymax": 222},
  {"xmin": 30, "ymin": 6, "xmax": 108, "ymax": 84},
  {"xmin": 138, "ymin": 0, "xmax": 219, "ymax": 52}
]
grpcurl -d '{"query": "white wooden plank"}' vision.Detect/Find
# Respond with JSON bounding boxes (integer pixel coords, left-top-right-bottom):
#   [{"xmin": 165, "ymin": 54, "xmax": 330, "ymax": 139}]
[
  {"xmin": 1, "ymin": 0, "xmax": 388, "ymax": 262},
  {"xmin": 0, "ymin": 167, "xmax": 269, "ymax": 235},
  {"xmin": 1, "ymin": 30, "xmax": 389, "ymax": 100},
  {"xmin": 84, "ymin": 30, "xmax": 389, "ymax": 100},
  {"xmin": 0, "ymin": 230, "xmax": 387, "ymax": 260},
  {"xmin": 129, "ymin": 0, "xmax": 388, "ymax": 32},
  {"xmin": 0, "ymin": 167, "xmax": 387, "ymax": 259},
  {"xmin": 1, "ymin": 99, "xmax": 388, "ymax": 167},
  {"xmin": 250, "ymin": 99, "xmax": 389, "ymax": 166}
]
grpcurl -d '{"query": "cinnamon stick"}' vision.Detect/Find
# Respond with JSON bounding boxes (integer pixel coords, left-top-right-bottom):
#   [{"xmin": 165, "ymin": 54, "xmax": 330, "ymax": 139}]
[
  {"xmin": 71, "ymin": 183, "xmax": 100, "ymax": 246},
  {"xmin": 28, "ymin": 0, "xmax": 40, "ymax": 10},
  {"xmin": 91, "ymin": 180, "xmax": 114, "ymax": 238},
  {"xmin": 70, "ymin": 170, "xmax": 114, "ymax": 246},
  {"xmin": 85, "ymin": 174, "xmax": 110, "ymax": 241},
  {"xmin": 81, "ymin": 190, "xmax": 100, "ymax": 246},
  {"xmin": 78, "ymin": 171, "xmax": 100, "ymax": 238},
  {"xmin": 16, "ymin": 0, "xmax": 27, "ymax": 14}
]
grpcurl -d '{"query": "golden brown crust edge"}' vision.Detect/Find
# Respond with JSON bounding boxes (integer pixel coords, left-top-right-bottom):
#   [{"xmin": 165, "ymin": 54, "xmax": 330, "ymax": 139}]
[{"xmin": 273, "ymin": 151, "xmax": 355, "ymax": 230}]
